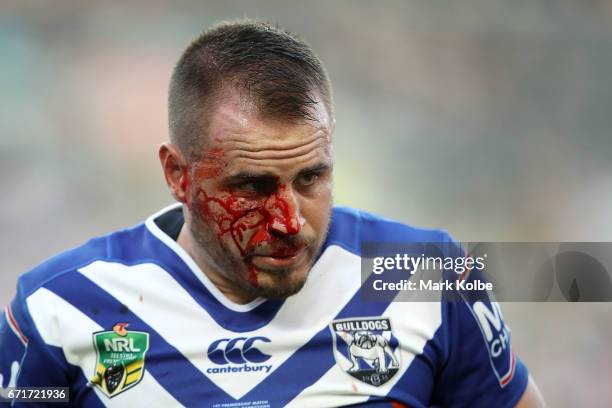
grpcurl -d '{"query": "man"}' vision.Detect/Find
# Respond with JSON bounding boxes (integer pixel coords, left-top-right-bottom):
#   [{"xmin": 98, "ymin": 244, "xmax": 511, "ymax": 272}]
[{"xmin": 0, "ymin": 20, "xmax": 545, "ymax": 407}]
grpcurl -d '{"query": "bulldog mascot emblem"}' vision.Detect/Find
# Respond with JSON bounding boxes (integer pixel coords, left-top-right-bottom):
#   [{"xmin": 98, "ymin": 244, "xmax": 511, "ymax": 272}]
[{"xmin": 330, "ymin": 317, "xmax": 401, "ymax": 386}]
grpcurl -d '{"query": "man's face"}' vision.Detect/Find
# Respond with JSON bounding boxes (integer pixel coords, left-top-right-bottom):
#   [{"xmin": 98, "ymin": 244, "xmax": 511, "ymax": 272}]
[{"xmin": 183, "ymin": 95, "xmax": 333, "ymax": 300}]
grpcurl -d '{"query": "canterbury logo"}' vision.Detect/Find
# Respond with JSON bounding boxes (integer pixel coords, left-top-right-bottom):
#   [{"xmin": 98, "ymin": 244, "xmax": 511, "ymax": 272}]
[{"xmin": 207, "ymin": 337, "xmax": 271, "ymax": 365}]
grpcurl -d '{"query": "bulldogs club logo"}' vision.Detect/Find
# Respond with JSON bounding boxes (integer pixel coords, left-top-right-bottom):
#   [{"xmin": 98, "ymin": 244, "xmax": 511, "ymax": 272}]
[{"xmin": 330, "ymin": 317, "xmax": 401, "ymax": 386}]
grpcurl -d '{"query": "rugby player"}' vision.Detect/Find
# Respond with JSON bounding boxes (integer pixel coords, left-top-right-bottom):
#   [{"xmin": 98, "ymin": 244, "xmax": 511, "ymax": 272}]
[{"xmin": 1, "ymin": 20, "xmax": 545, "ymax": 407}]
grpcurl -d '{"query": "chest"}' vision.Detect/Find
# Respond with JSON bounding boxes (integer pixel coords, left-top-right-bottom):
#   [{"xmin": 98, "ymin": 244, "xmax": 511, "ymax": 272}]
[{"xmin": 61, "ymin": 302, "xmax": 441, "ymax": 407}]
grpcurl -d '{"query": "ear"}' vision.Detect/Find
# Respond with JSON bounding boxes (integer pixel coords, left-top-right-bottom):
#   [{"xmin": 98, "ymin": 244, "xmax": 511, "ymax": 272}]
[{"xmin": 159, "ymin": 143, "xmax": 189, "ymax": 204}]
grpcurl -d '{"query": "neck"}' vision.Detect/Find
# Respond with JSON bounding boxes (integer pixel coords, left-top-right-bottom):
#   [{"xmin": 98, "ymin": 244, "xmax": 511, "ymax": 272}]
[{"xmin": 176, "ymin": 223, "xmax": 257, "ymax": 305}]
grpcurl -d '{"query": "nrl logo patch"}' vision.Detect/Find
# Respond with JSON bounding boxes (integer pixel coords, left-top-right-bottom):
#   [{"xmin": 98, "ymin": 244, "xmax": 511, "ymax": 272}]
[
  {"xmin": 88, "ymin": 323, "xmax": 149, "ymax": 398},
  {"xmin": 330, "ymin": 317, "xmax": 401, "ymax": 386}
]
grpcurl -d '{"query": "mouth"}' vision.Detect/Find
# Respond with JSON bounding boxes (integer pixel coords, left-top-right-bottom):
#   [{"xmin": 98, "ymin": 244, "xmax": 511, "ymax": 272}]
[{"xmin": 249, "ymin": 246, "xmax": 308, "ymax": 270}]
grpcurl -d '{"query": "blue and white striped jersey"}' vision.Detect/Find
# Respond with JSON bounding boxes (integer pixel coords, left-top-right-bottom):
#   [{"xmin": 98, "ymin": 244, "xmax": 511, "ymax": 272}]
[{"xmin": 1, "ymin": 204, "xmax": 527, "ymax": 407}]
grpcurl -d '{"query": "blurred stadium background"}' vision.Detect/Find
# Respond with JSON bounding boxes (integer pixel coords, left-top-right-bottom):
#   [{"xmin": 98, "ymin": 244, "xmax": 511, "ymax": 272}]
[{"xmin": 1, "ymin": 1, "xmax": 611, "ymax": 406}]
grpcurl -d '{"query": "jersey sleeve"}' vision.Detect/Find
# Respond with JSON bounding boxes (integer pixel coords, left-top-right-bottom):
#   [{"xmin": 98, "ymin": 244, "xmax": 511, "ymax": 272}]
[
  {"xmin": 428, "ymin": 232, "xmax": 529, "ymax": 407},
  {"xmin": 432, "ymin": 290, "xmax": 529, "ymax": 407},
  {"xmin": 1, "ymin": 279, "xmax": 71, "ymax": 407}
]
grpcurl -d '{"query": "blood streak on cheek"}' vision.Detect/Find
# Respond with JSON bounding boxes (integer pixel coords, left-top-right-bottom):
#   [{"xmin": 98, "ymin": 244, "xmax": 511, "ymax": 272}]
[{"xmin": 193, "ymin": 189, "xmax": 263, "ymax": 251}]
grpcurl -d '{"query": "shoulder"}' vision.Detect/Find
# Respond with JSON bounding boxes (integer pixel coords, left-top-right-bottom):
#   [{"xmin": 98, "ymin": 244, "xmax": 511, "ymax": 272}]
[
  {"xmin": 16, "ymin": 222, "xmax": 149, "ymax": 299},
  {"xmin": 326, "ymin": 206, "xmax": 454, "ymax": 256}
]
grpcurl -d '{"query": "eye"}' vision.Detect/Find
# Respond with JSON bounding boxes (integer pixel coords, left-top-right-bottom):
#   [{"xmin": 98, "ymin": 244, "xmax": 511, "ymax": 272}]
[
  {"xmin": 296, "ymin": 172, "xmax": 319, "ymax": 187},
  {"xmin": 234, "ymin": 179, "xmax": 277, "ymax": 195},
  {"xmin": 236, "ymin": 182, "xmax": 256, "ymax": 192}
]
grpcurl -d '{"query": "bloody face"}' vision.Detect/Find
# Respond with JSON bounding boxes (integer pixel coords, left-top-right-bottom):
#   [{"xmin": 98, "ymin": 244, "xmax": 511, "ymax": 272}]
[{"xmin": 183, "ymin": 95, "xmax": 333, "ymax": 301}]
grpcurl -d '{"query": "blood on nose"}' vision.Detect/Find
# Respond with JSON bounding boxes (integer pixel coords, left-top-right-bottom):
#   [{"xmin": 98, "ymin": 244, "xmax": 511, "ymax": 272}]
[{"xmin": 265, "ymin": 185, "xmax": 303, "ymax": 236}]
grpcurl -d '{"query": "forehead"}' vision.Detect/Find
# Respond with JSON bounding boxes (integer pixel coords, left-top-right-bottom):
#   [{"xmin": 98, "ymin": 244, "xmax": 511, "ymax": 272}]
[
  {"xmin": 195, "ymin": 93, "xmax": 333, "ymax": 173},
  {"xmin": 207, "ymin": 91, "xmax": 331, "ymax": 146}
]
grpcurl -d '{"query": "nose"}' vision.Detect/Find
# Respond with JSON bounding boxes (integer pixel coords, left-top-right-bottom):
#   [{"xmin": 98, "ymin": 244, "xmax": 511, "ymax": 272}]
[{"xmin": 265, "ymin": 185, "xmax": 305, "ymax": 236}]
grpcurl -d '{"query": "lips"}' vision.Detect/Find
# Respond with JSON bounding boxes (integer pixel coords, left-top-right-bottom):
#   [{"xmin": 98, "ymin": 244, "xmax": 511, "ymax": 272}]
[{"xmin": 250, "ymin": 246, "xmax": 307, "ymax": 270}]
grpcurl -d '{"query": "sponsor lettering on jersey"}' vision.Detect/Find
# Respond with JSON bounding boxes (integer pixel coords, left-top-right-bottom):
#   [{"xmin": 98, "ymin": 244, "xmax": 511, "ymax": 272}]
[
  {"xmin": 88, "ymin": 323, "xmax": 149, "ymax": 398},
  {"xmin": 470, "ymin": 301, "xmax": 516, "ymax": 387},
  {"xmin": 330, "ymin": 317, "xmax": 401, "ymax": 386},
  {"xmin": 206, "ymin": 337, "xmax": 273, "ymax": 374}
]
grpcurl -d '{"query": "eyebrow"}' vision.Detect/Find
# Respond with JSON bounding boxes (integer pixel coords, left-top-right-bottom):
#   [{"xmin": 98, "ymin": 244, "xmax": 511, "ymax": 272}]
[
  {"xmin": 224, "ymin": 172, "xmax": 278, "ymax": 184},
  {"xmin": 224, "ymin": 162, "xmax": 331, "ymax": 183},
  {"xmin": 296, "ymin": 162, "xmax": 331, "ymax": 176}
]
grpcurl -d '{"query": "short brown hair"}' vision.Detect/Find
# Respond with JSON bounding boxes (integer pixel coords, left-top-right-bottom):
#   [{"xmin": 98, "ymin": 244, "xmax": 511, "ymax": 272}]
[{"xmin": 168, "ymin": 19, "xmax": 333, "ymax": 158}]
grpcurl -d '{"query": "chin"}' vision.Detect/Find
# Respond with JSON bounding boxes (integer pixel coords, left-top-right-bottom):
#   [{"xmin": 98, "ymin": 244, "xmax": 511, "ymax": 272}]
[{"xmin": 249, "ymin": 263, "xmax": 311, "ymax": 299}]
